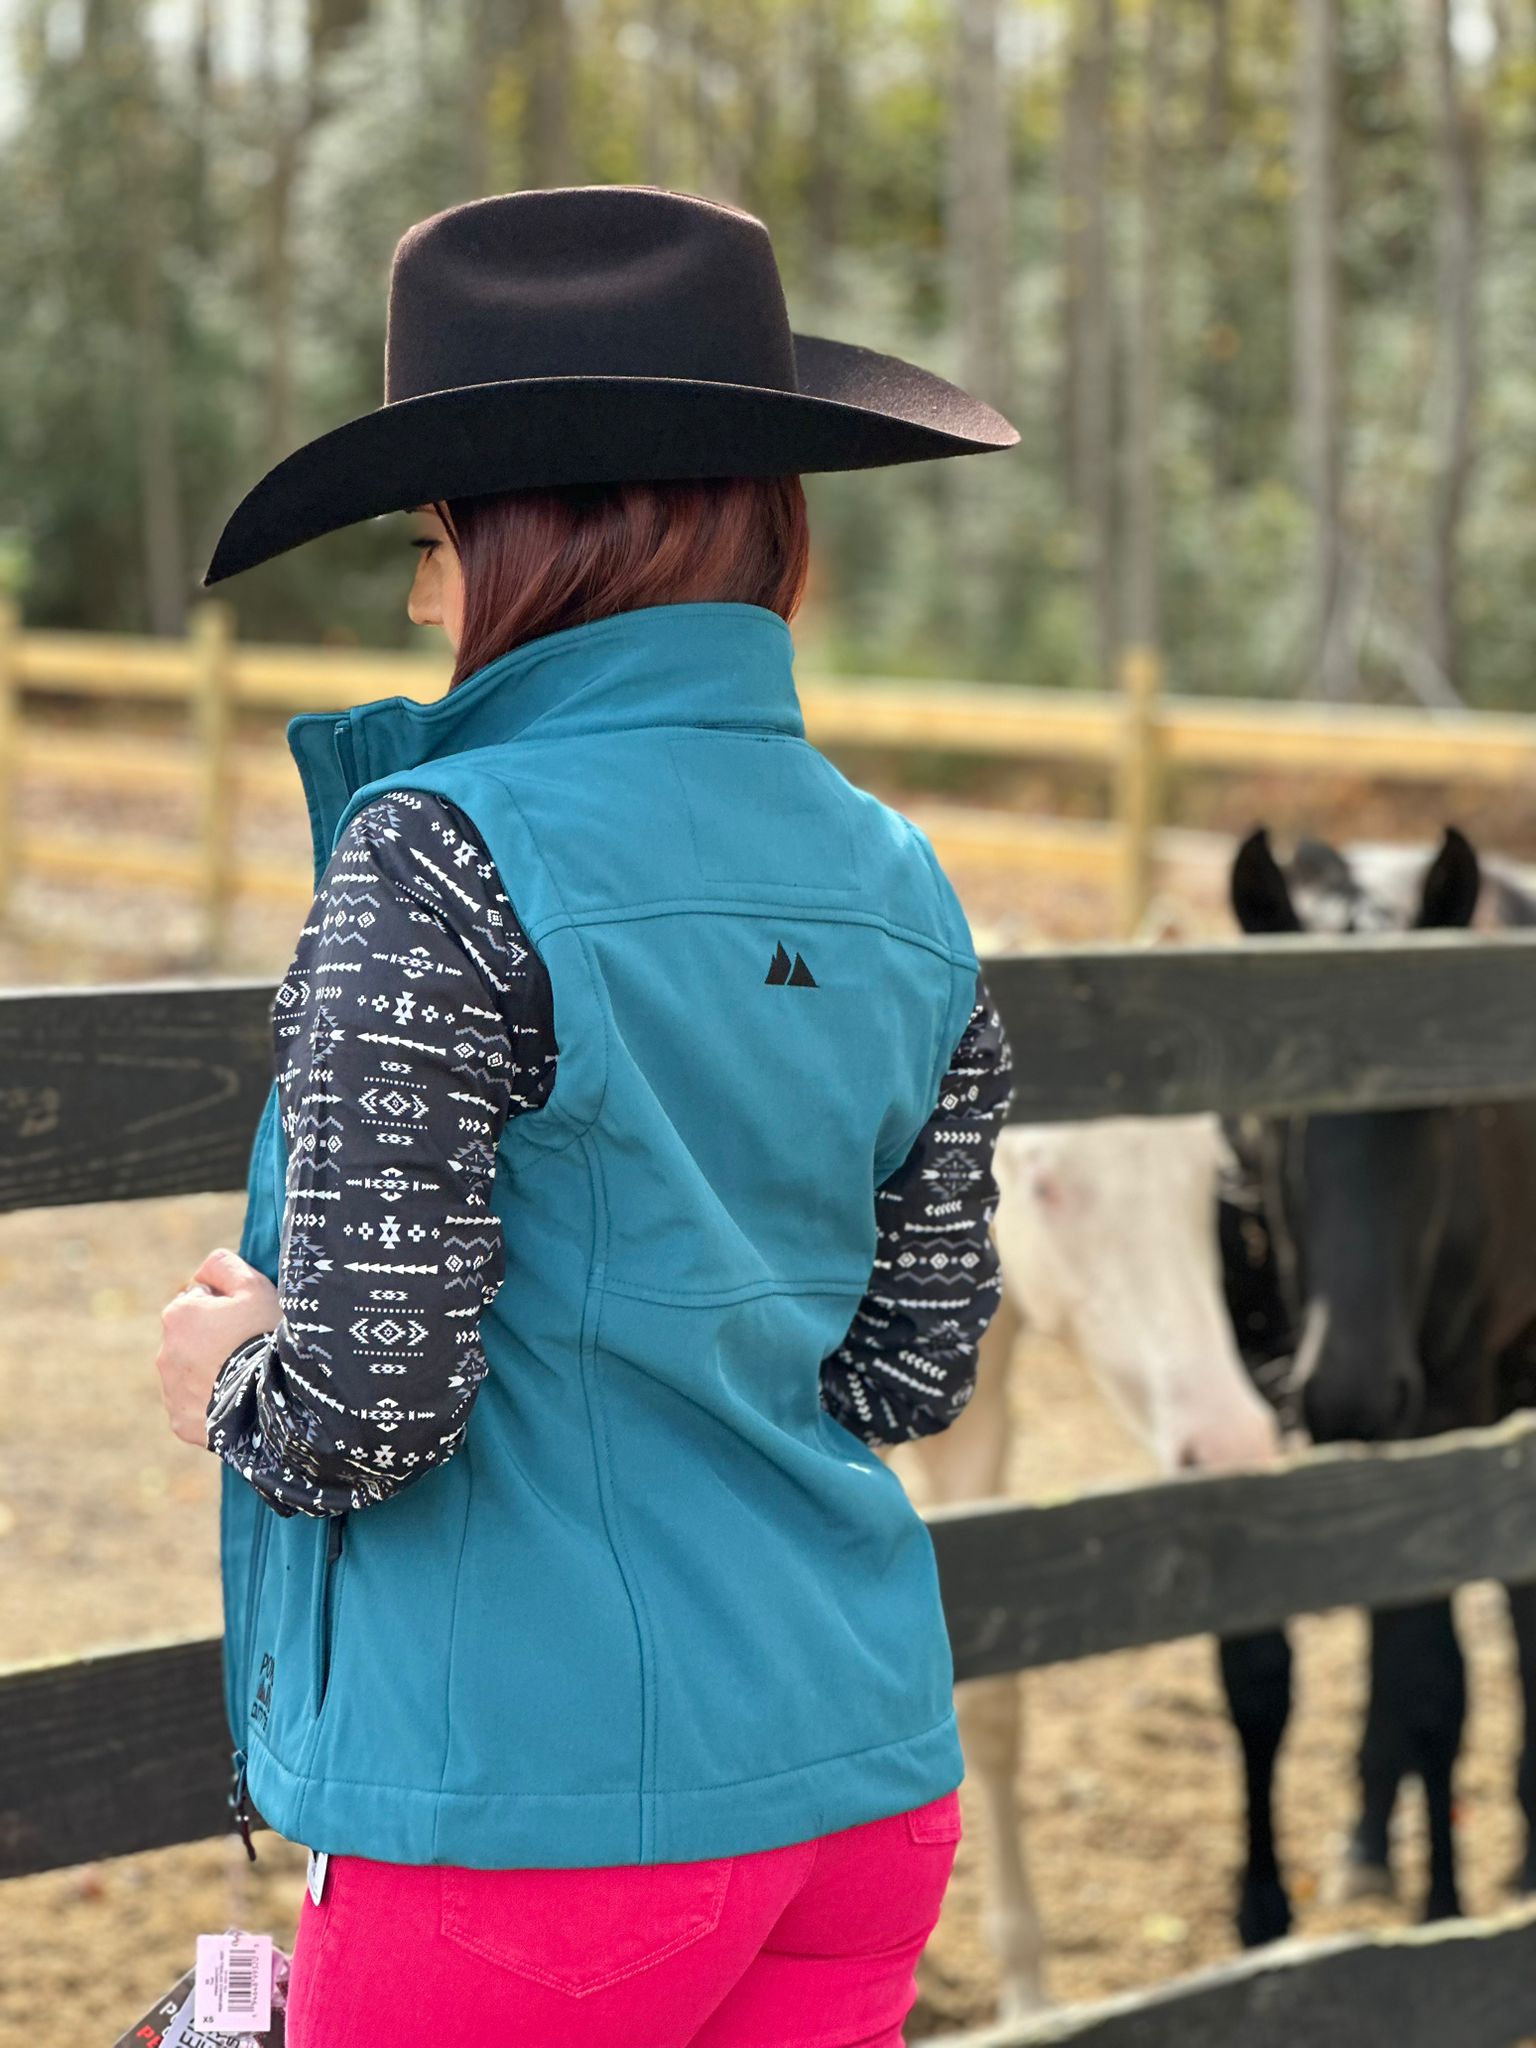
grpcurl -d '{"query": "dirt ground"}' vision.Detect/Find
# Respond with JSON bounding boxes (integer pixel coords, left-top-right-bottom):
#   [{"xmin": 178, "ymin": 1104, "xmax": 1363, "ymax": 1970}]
[{"xmin": 2, "ymin": 719, "xmax": 1531, "ymax": 2043}]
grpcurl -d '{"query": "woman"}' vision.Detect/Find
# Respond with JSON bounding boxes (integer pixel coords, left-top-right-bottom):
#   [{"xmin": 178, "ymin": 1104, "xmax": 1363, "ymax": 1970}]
[{"xmin": 154, "ymin": 185, "xmax": 1017, "ymax": 2048}]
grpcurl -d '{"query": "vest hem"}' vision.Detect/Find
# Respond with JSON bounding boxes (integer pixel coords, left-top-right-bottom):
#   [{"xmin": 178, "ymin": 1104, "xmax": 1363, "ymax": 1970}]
[{"xmin": 243, "ymin": 1706, "xmax": 964, "ymax": 1868}]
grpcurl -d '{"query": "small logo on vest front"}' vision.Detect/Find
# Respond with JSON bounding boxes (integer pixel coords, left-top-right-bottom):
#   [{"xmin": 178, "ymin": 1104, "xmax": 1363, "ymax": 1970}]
[
  {"xmin": 765, "ymin": 942, "xmax": 817, "ymax": 987},
  {"xmin": 250, "ymin": 1650, "xmax": 275, "ymax": 1731}
]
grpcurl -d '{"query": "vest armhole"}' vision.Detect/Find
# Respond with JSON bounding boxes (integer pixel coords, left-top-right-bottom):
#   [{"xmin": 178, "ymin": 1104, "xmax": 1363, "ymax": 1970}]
[
  {"xmin": 867, "ymin": 821, "xmax": 982, "ymax": 1188},
  {"xmin": 905, "ymin": 813, "xmax": 983, "ymax": 1058},
  {"xmin": 327, "ymin": 766, "xmax": 606, "ymax": 1150}
]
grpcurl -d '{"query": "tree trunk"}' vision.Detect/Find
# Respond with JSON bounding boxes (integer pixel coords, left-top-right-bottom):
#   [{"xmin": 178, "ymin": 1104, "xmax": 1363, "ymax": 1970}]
[
  {"xmin": 82, "ymin": 4, "xmax": 186, "ymax": 627},
  {"xmin": 805, "ymin": 0, "xmax": 848, "ymax": 307},
  {"xmin": 188, "ymin": 0, "xmax": 215, "ymax": 258},
  {"xmin": 947, "ymin": 0, "xmax": 1012, "ymax": 412},
  {"xmin": 521, "ymin": 0, "xmax": 573, "ymax": 187},
  {"xmin": 1204, "ymin": 0, "xmax": 1231, "ymax": 154},
  {"xmin": 264, "ymin": 126, "xmax": 301, "ymax": 466},
  {"xmin": 464, "ymin": 0, "xmax": 495, "ymax": 197},
  {"xmin": 640, "ymin": 0, "xmax": 674, "ymax": 187},
  {"xmin": 1066, "ymin": 0, "xmax": 1117, "ymax": 682},
  {"xmin": 1426, "ymin": 0, "xmax": 1483, "ymax": 694},
  {"xmin": 1292, "ymin": 0, "xmax": 1349, "ymax": 698},
  {"xmin": 1123, "ymin": 0, "xmax": 1172, "ymax": 659},
  {"xmin": 110, "ymin": 16, "xmax": 186, "ymax": 631},
  {"xmin": 686, "ymin": 11, "xmax": 727, "ymax": 198},
  {"xmin": 262, "ymin": 0, "xmax": 373, "ymax": 463},
  {"xmin": 1058, "ymin": 8, "xmax": 1088, "ymax": 505},
  {"xmin": 130, "ymin": 125, "xmax": 187, "ymax": 633},
  {"xmin": 736, "ymin": 2, "xmax": 779, "ymax": 219}
]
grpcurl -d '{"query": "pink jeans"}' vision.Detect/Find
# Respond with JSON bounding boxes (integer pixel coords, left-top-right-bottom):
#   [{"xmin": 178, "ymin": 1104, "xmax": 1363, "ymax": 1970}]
[{"xmin": 286, "ymin": 1787, "xmax": 962, "ymax": 2048}]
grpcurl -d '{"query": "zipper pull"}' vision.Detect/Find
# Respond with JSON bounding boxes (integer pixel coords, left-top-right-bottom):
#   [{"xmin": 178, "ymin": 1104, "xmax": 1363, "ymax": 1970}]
[
  {"xmin": 327, "ymin": 1510, "xmax": 347, "ymax": 1563},
  {"xmin": 229, "ymin": 1746, "xmax": 258, "ymax": 1863}
]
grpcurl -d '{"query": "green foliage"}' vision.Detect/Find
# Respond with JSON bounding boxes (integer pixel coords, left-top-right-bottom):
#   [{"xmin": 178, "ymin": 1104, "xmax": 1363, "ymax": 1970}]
[{"xmin": 0, "ymin": 0, "xmax": 1530, "ymax": 706}]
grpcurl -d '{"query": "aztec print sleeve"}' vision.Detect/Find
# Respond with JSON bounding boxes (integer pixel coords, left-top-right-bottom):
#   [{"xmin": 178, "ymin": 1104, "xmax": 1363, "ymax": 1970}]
[
  {"xmin": 205, "ymin": 789, "xmax": 557, "ymax": 1518},
  {"xmin": 819, "ymin": 972, "xmax": 1014, "ymax": 1446}
]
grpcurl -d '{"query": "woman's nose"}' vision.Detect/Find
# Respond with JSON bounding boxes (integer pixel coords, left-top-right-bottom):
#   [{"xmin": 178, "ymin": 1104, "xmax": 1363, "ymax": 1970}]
[{"xmin": 407, "ymin": 561, "xmax": 438, "ymax": 627}]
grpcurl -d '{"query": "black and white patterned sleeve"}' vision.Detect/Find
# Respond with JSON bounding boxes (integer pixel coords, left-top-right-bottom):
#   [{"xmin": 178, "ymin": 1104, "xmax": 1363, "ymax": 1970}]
[
  {"xmin": 205, "ymin": 789, "xmax": 557, "ymax": 1518},
  {"xmin": 820, "ymin": 971, "xmax": 1014, "ymax": 1446}
]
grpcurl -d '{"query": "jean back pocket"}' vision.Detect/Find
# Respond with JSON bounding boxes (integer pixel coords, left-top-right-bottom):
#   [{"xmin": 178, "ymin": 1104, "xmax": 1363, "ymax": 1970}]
[
  {"xmin": 439, "ymin": 1856, "xmax": 734, "ymax": 1998},
  {"xmin": 905, "ymin": 1789, "xmax": 963, "ymax": 1844}
]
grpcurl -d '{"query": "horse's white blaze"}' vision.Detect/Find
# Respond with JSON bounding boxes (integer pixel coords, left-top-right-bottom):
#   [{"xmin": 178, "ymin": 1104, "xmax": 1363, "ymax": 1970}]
[
  {"xmin": 992, "ymin": 1116, "xmax": 1281, "ymax": 1475},
  {"xmin": 1290, "ymin": 1294, "xmax": 1331, "ymax": 1394}
]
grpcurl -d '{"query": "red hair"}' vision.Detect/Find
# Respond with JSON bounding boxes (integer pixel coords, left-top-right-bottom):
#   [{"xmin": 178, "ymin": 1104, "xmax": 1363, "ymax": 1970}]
[{"xmin": 436, "ymin": 475, "xmax": 810, "ymax": 688}]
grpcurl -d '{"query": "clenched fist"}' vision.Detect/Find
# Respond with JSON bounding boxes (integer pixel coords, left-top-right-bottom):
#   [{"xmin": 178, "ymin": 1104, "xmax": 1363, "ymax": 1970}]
[{"xmin": 155, "ymin": 1247, "xmax": 281, "ymax": 1448}]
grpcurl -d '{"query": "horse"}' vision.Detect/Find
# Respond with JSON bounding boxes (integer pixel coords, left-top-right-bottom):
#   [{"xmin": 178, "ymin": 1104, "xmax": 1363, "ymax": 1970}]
[
  {"xmin": 1220, "ymin": 824, "xmax": 1536, "ymax": 1941},
  {"xmin": 898, "ymin": 834, "xmax": 1536, "ymax": 2014},
  {"xmin": 900, "ymin": 1112, "xmax": 1281, "ymax": 2017}
]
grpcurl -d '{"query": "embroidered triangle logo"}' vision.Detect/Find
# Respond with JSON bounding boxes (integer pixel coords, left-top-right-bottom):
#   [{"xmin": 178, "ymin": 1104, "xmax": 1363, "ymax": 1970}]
[{"xmin": 765, "ymin": 941, "xmax": 817, "ymax": 987}]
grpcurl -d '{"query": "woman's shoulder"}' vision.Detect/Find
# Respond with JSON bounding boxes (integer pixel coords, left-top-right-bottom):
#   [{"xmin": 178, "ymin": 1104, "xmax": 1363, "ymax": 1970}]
[{"xmin": 329, "ymin": 788, "xmax": 555, "ymax": 1030}]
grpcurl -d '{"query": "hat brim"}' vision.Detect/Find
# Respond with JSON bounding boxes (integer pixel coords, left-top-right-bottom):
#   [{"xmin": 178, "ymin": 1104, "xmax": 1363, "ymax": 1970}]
[{"xmin": 200, "ymin": 333, "xmax": 1018, "ymax": 585}]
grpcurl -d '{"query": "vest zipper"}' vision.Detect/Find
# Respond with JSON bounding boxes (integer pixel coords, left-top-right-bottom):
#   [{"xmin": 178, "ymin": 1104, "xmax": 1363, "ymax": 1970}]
[
  {"xmin": 316, "ymin": 1509, "xmax": 348, "ymax": 1713},
  {"xmin": 227, "ymin": 1504, "xmax": 273, "ymax": 1861}
]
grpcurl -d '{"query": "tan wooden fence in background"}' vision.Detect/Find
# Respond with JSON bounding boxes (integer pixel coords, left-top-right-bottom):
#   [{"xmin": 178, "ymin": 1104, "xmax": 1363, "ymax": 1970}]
[{"xmin": 4, "ymin": 595, "xmax": 1536, "ymax": 957}]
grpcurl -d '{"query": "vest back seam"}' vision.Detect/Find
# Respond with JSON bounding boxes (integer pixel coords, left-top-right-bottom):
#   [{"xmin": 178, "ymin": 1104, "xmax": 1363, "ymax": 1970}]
[
  {"xmin": 575, "ymin": 1131, "xmax": 658, "ymax": 1861},
  {"xmin": 432, "ymin": 1454, "xmax": 478, "ymax": 1857},
  {"xmin": 527, "ymin": 900, "xmax": 976, "ymax": 966},
  {"xmin": 600, "ymin": 1278, "xmax": 868, "ymax": 1307}
]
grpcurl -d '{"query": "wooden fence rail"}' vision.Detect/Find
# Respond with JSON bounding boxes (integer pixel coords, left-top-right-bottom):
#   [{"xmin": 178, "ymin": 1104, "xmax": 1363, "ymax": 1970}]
[
  {"xmin": 946, "ymin": 1905, "xmax": 1536, "ymax": 2048},
  {"xmin": 9, "ymin": 602, "xmax": 1536, "ymax": 948},
  {"xmin": 7, "ymin": 1413, "xmax": 1536, "ymax": 1881},
  {"xmin": 7, "ymin": 937, "xmax": 1536, "ymax": 2041},
  {"xmin": 7, "ymin": 932, "xmax": 1536, "ymax": 1217}
]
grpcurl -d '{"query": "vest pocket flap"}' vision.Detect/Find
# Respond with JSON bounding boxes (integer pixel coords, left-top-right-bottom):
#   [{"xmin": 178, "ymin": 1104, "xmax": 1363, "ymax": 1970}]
[
  {"xmin": 905, "ymin": 1790, "xmax": 963, "ymax": 1845},
  {"xmin": 439, "ymin": 1857, "xmax": 734, "ymax": 1997}
]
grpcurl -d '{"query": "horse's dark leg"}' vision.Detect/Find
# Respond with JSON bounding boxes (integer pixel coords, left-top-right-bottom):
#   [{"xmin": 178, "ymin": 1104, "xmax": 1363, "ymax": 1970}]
[
  {"xmin": 1218, "ymin": 1628, "xmax": 1293, "ymax": 1946},
  {"xmin": 1348, "ymin": 1611, "xmax": 1407, "ymax": 1885},
  {"xmin": 1414, "ymin": 1600, "xmax": 1467, "ymax": 1922},
  {"xmin": 1503, "ymin": 1580, "xmax": 1536, "ymax": 1892},
  {"xmin": 1354, "ymin": 1601, "xmax": 1465, "ymax": 1920}
]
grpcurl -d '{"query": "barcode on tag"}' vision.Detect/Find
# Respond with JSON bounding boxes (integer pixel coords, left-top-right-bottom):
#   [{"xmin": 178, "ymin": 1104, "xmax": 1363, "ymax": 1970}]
[
  {"xmin": 193, "ymin": 1931, "xmax": 273, "ymax": 2035},
  {"xmin": 227, "ymin": 1945, "xmax": 258, "ymax": 2016}
]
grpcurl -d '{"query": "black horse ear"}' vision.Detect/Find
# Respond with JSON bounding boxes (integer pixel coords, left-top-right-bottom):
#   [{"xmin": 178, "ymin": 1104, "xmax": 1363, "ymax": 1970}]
[
  {"xmin": 1231, "ymin": 828, "xmax": 1304, "ymax": 934},
  {"xmin": 1416, "ymin": 825, "xmax": 1480, "ymax": 930}
]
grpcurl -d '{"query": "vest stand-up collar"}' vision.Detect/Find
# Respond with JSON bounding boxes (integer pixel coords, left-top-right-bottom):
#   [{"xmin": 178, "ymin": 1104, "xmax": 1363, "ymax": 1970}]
[{"xmin": 286, "ymin": 600, "xmax": 804, "ymax": 882}]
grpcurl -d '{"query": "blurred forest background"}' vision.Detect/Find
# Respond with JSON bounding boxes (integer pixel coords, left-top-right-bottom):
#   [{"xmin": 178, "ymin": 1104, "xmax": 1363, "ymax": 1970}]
[{"xmin": 0, "ymin": 0, "xmax": 1532, "ymax": 705}]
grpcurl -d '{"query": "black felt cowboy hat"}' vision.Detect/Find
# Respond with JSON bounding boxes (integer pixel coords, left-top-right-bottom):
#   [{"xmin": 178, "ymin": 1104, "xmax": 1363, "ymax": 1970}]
[{"xmin": 201, "ymin": 184, "xmax": 1020, "ymax": 585}]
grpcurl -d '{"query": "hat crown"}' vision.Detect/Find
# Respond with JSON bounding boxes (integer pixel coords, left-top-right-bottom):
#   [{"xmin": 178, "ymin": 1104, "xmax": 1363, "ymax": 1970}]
[{"xmin": 384, "ymin": 186, "xmax": 800, "ymax": 405}]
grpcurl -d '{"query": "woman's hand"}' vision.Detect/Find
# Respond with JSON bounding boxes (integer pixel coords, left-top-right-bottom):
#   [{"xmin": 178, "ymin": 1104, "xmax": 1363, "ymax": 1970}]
[{"xmin": 155, "ymin": 1247, "xmax": 281, "ymax": 1449}]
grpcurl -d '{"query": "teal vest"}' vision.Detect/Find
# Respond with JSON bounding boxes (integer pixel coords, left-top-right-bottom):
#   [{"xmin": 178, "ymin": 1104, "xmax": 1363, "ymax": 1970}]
[{"xmin": 221, "ymin": 601, "xmax": 979, "ymax": 1867}]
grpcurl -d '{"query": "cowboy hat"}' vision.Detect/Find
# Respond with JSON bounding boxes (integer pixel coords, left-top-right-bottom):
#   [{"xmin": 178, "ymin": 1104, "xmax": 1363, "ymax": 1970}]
[{"xmin": 200, "ymin": 184, "xmax": 1019, "ymax": 586}]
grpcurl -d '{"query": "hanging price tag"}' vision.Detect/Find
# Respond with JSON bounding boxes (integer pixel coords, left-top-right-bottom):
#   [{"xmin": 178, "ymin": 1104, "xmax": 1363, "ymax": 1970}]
[
  {"xmin": 193, "ymin": 1931, "xmax": 273, "ymax": 2035},
  {"xmin": 109, "ymin": 1939, "xmax": 289, "ymax": 2047}
]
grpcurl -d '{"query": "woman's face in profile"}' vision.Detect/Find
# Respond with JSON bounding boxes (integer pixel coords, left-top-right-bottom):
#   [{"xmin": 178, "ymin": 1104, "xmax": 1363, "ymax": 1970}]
[{"xmin": 406, "ymin": 502, "xmax": 465, "ymax": 652}]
